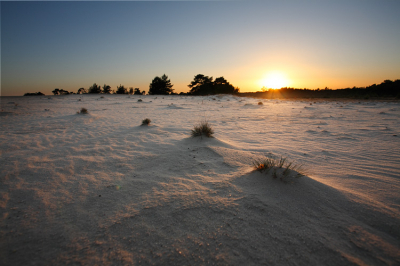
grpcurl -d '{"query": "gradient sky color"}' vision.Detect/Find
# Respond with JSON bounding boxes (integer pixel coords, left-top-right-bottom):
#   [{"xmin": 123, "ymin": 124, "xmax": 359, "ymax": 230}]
[{"xmin": 1, "ymin": 1, "xmax": 400, "ymax": 96}]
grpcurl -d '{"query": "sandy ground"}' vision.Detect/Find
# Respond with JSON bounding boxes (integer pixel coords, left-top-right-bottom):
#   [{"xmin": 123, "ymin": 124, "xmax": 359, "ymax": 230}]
[{"xmin": 1, "ymin": 94, "xmax": 399, "ymax": 265}]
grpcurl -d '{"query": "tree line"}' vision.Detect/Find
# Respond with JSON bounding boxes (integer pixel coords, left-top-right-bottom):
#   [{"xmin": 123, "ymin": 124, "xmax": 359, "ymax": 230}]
[
  {"xmin": 51, "ymin": 85, "xmax": 146, "ymax": 95},
  {"xmin": 25, "ymin": 75, "xmax": 399, "ymax": 99},
  {"xmin": 240, "ymin": 79, "xmax": 400, "ymax": 99},
  {"xmin": 44, "ymin": 74, "xmax": 239, "ymax": 96}
]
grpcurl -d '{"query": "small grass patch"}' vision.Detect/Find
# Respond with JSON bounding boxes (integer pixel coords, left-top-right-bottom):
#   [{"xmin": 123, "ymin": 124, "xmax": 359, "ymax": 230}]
[
  {"xmin": 253, "ymin": 155, "xmax": 304, "ymax": 182},
  {"xmin": 141, "ymin": 118, "xmax": 151, "ymax": 126},
  {"xmin": 191, "ymin": 120, "xmax": 214, "ymax": 138},
  {"xmin": 258, "ymin": 101, "xmax": 263, "ymax": 105},
  {"xmin": 78, "ymin": 107, "xmax": 88, "ymax": 114}
]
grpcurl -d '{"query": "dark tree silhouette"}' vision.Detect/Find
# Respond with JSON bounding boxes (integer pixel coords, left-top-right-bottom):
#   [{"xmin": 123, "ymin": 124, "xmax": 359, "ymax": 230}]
[
  {"xmin": 77, "ymin": 88, "xmax": 86, "ymax": 94},
  {"xmin": 102, "ymin": 84, "xmax": 112, "ymax": 94},
  {"xmin": 240, "ymin": 79, "xmax": 400, "ymax": 99},
  {"xmin": 88, "ymin": 83, "xmax": 102, "ymax": 94},
  {"xmin": 188, "ymin": 74, "xmax": 214, "ymax": 95},
  {"xmin": 148, "ymin": 74, "xmax": 174, "ymax": 95},
  {"xmin": 59, "ymin": 89, "xmax": 70, "ymax": 95},
  {"xmin": 188, "ymin": 74, "xmax": 239, "ymax": 95},
  {"xmin": 116, "ymin": 84, "xmax": 128, "ymax": 94},
  {"xmin": 24, "ymin": 92, "xmax": 44, "ymax": 96},
  {"xmin": 134, "ymin": 88, "xmax": 142, "ymax": 95},
  {"xmin": 129, "ymin": 87, "xmax": 134, "ymax": 95},
  {"xmin": 213, "ymin": 76, "xmax": 239, "ymax": 94},
  {"xmin": 52, "ymin": 88, "xmax": 70, "ymax": 95},
  {"xmin": 369, "ymin": 79, "xmax": 399, "ymax": 97}
]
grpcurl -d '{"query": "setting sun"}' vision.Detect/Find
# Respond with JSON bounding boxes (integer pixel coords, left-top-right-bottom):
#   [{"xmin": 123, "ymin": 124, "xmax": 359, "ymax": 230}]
[{"xmin": 260, "ymin": 72, "xmax": 290, "ymax": 90}]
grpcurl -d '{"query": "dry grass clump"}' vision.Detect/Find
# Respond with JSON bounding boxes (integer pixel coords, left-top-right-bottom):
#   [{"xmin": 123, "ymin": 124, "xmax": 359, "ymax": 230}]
[
  {"xmin": 141, "ymin": 118, "xmax": 151, "ymax": 126},
  {"xmin": 78, "ymin": 107, "xmax": 88, "ymax": 114},
  {"xmin": 191, "ymin": 120, "xmax": 214, "ymax": 138},
  {"xmin": 258, "ymin": 101, "xmax": 263, "ymax": 105},
  {"xmin": 253, "ymin": 156, "xmax": 304, "ymax": 182}
]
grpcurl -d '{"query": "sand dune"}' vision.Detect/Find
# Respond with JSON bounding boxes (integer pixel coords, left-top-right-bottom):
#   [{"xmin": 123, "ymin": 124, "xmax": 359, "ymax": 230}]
[{"xmin": 1, "ymin": 95, "xmax": 399, "ymax": 265}]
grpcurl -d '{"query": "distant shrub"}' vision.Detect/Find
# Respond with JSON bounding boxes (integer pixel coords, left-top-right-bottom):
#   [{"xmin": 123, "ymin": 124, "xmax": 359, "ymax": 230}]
[
  {"xmin": 88, "ymin": 83, "xmax": 102, "ymax": 94},
  {"xmin": 191, "ymin": 120, "xmax": 214, "ymax": 138},
  {"xmin": 24, "ymin": 92, "xmax": 45, "ymax": 96},
  {"xmin": 134, "ymin": 88, "xmax": 144, "ymax": 95},
  {"xmin": 253, "ymin": 156, "xmax": 304, "ymax": 182},
  {"xmin": 116, "ymin": 84, "xmax": 128, "ymax": 94},
  {"xmin": 102, "ymin": 84, "xmax": 112, "ymax": 94},
  {"xmin": 77, "ymin": 87, "xmax": 87, "ymax": 94},
  {"xmin": 78, "ymin": 108, "xmax": 88, "ymax": 114},
  {"xmin": 258, "ymin": 101, "xmax": 263, "ymax": 105},
  {"xmin": 138, "ymin": 99, "xmax": 143, "ymax": 102},
  {"xmin": 141, "ymin": 118, "xmax": 151, "ymax": 126}
]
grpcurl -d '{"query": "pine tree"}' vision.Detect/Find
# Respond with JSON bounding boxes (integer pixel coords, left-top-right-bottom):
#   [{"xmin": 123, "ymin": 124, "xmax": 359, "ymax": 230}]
[{"xmin": 148, "ymin": 74, "xmax": 174, "ymax": 95}]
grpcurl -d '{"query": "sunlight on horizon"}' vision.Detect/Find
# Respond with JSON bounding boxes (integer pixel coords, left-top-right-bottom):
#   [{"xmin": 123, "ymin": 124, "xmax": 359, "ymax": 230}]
[{"xmin": 259, "ymin": 71, "xmax": 290, "ymax": 90}]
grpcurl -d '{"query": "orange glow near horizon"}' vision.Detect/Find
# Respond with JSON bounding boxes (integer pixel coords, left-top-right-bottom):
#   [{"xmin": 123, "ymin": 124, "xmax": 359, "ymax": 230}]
[{"xmin": 259, "ymin": 71, "xmax": 290, "ymax": 90}]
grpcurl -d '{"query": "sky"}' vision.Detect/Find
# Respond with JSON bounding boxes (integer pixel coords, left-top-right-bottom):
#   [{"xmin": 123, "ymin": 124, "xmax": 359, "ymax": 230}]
[{"xmin": 1, "ymin": 0, "xmax": 400, "ymax": 96}]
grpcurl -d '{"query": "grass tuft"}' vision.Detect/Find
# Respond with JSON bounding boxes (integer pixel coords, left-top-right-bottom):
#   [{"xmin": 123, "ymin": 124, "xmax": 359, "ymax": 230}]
[
  {"xmin": 253, "ymin": 155, "xmax": 304, "ymax": 181},
  {"xmin": 191, "ymin": 120, "xmax": 214, "ymax": 138},
  {"xmin": 78, "ymin": 107, "xmax": 88, "ymax": 114},
  {"xmin": 258, "ymin": 101, "xmax": 263, "ymax": 105},
  {"xmin": 141, "ymin": 118, "xmax": 151, "ymax": 126}
]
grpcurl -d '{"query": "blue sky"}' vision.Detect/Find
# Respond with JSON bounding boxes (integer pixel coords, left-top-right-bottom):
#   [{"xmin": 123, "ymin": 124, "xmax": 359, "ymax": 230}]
[{"xmin": 1, "ymin": 0, "xmax": 400, "ymax": 96}]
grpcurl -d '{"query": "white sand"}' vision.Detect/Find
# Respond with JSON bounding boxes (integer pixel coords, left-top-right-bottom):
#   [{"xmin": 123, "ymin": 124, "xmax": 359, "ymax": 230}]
[{"xmin": 1, "ymin": 94, "xmax": 399, "ymax": 265}]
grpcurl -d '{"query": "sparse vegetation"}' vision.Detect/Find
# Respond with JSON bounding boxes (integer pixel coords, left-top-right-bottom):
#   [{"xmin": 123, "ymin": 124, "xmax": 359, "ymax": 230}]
[
  {"xmin": 191, "ymin": 120, "xmax": 214, "ymax": 138},
  {"xmin": 78, "ymin": 108, "xmax": 88, "ymax": 114},
  {"xmin": 258, "ymin": 101, "xmax": 263, "ymax": 105},
  {"xmin": 253, "ymin": 156, "xmax": 304, "ymax": 182},
  {"xmin": 141, "ymin": 118, "xmax": 151, "ymax": 126}
]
